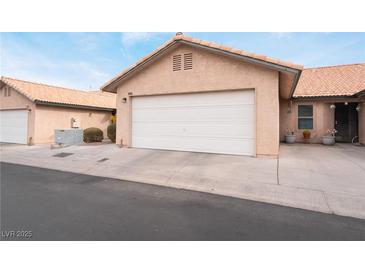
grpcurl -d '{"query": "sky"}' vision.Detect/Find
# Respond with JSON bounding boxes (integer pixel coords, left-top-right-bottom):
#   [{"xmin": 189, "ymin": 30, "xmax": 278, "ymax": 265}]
[{"xmin": 1, "ymin": 32, "xmax": 364, "ymax": 91}]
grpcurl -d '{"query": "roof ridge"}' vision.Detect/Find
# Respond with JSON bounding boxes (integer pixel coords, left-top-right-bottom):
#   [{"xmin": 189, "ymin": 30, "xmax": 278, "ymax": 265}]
[
  {"xmin": 1, "ymin": 75, "xmax": 99, "ymax": 94},
  {"xmin": 304, "ymin": 62, "xmax": 365, "ymax": 70},
  {"xmin": 177, "ymin": 34, "xmax": 301, "ymax": 68}
]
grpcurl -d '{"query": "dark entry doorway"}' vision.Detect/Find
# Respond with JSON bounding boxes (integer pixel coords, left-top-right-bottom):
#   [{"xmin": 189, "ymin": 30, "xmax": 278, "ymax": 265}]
[{"xmin": 335, "ymin": 103, "xmax": 359, "ymax": 142}]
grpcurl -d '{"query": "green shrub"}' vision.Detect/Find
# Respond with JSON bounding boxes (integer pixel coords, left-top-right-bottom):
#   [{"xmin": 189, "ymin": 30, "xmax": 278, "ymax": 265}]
[
  {"xmin": 107, "ymin": 123, "xmax": 116, "ymax": 143},
  {"xmin": 83, "ymin": 127, "xmax": 103, "ymax": 143}
]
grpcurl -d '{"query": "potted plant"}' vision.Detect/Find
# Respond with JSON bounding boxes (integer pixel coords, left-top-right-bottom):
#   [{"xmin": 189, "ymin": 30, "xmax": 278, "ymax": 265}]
[
  {"xmin": 285, "ymin": 129, "xmax": 296, "ymax": 144},
  {"xmin": 302, "ymin": 130, "xmax": 311, "ymax": 142},
  {"xmin": 322, "ymin": 129, "xmax": 337, "ymax": 145}
]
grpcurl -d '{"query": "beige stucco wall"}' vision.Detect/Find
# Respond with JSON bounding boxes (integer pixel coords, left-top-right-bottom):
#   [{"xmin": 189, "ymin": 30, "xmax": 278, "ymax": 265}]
[
  {"xmin": 359, "ymin": 102, "xmax": 365, "ymax": 144},
  {"xmin": 1, "ymin": 85, "xmax": 113, "ymax": 144},
  {"xmin": 115, "ymin": 44, "xmax": 280, "ymax": 156},
  {"xmin": 33, "ymin": 105, "xmax": 112, "ymax": 144},
  {"xmin": 280, "ymin": 99, "xmax": 336, "ymax": 143},
  {"xmin": 0, "ymin": 85, "xmax": 36, "ymax": 144}
]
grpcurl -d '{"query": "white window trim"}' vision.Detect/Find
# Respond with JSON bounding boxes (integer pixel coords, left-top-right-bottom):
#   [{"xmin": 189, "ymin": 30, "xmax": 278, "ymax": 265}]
[{"xmin": 298, "ymin": 104, "xmax": 314, "ymax": 130}]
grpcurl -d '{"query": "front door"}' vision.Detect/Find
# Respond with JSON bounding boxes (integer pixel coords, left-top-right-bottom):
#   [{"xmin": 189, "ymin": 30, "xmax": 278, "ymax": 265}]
[{"xmin": 335, "ymin": 103, "xmax": 358, "ymax": 142}]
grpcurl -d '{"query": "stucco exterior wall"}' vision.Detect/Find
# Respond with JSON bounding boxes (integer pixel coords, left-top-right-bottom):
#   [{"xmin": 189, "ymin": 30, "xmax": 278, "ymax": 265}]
[
  {"xmin": 115, "ymin": 44, "xmax": 280, "ymax": 156},
  {"xmin": 33, "ymin": 105, "xmax": 112, "ymax": 144},
  {"xmin": 0, "ymin": 85, "xmax": 36, "ymax": 144},
  {"xmin": 280, "ymin": 99, "xmax": 335, "ymax": 143},
  {"xmin": 359, "ymin": 102, "xmax": 365, "ymax": 144}
]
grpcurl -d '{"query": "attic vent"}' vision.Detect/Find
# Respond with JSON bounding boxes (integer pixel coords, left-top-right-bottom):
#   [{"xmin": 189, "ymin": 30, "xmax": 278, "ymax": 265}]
[
  {"xmin": 173, "ymin": 55, "xmax": 182, "ymax": 71},
  {"xmin": 184, "ymin": 53, "xmax": 193, "ymax": 70}
]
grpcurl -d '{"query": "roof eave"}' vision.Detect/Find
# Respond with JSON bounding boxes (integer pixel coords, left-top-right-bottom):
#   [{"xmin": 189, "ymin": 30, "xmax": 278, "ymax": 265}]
[
  {"xmin": 34, "ymin": 100, "xmax": 115, "ymax": 111},
  {"xmin": 292, "ymin": 95, "xmax": 361, "ymax": 101}
]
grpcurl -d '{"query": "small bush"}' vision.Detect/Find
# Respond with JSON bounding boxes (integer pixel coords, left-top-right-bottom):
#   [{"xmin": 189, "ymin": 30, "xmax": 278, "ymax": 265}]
[
  {"xmin": 83, "ymin": 127, "xmax": 103, "ymax": 143},
  {"xmin": 107, "ymin": 123, "xmax": 116, "ymax": 143}
]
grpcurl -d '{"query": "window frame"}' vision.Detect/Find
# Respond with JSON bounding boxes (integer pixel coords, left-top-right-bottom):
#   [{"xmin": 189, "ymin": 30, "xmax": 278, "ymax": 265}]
[{"xmin": 298, "ymin": 104, "xmax": 314, "ymax": 130}]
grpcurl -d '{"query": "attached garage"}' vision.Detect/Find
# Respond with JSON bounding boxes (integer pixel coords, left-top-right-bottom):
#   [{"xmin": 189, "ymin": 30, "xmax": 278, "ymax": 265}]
[
  {"xmin": 132, "ymin": 90, "xmax": 255, "ymax": 156},
  {"xmin": 0, "ymin": 109, "xmax": 28, "ymax": 144},
  {"xmin": 102, "ymin": 33, "xmax": 302, "ymax": 157}
]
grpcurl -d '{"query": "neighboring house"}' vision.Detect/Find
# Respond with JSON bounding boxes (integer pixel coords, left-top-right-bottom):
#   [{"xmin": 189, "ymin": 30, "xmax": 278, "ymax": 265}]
[
  {"xmin": 281, "ymin": 64, "xmax": 365, "ymax": 144},
  {"xmin": 0, "ymin": 77, "xmax": 116, "ymax": 144},
  {"xmin": 101, "ymin": 33, "xmax": 365, "ymax": 157}
]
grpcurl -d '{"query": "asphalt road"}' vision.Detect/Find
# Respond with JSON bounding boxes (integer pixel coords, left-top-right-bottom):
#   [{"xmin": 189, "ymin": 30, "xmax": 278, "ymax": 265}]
[{"xmin": 1, "ymin": 162, "xmax": 365, "ymax": 240}]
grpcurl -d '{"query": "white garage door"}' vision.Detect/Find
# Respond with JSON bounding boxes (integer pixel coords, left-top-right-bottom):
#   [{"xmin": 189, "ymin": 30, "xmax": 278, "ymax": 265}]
[
  {"xmin": 0, "ymin": 110, "xmax": 28, "ymax": 144},
  {"xmin": 132, "ymin": 90, "xmax": 255, "ymax": 156}
]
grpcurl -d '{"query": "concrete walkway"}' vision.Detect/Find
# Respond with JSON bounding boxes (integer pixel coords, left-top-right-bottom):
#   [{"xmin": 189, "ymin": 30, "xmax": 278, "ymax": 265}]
[{"xmin": 1, "ymin": 142, "xmax": 365, "ymax": 219}]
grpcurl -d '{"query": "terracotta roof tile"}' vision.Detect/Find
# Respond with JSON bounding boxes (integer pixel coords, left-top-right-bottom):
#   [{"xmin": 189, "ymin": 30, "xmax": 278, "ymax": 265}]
[
  {"xmin": 1, "ymin": 76, "xmax": 116, "ymax": 109},
  {"xmin": 294, "ymin": 63, "xmax": 365, "ymax": 97},
  {"xmin": 101, "ymin": 34, "xmax": 303, "ymax": 91}
]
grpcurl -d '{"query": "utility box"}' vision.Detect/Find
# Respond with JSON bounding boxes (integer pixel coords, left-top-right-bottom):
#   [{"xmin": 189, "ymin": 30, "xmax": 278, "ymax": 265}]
[{"xmin": 55, "ymin": 129, "xmax": 83, "ymax": 146}]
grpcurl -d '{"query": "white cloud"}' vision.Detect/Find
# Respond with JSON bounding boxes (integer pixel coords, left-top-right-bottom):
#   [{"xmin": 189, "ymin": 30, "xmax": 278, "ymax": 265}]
[
  {"xmin": 270, "ymin": 32, "xmax": 292, "ymax": 39},
  {"xmin": 120, "ymin": 32, "xmax": 159, "ymax": 47},
  {"xmin": 1, "ymin": 37, "xmax": 109, "ymax": 90}
]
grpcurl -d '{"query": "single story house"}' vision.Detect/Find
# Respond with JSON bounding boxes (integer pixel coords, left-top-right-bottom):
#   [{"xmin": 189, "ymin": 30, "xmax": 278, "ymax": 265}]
[
  {"xmin": 281, "ymin": 63, "xmax": 365, "ymax": 144},
  {"xmin": 102, "ymin": 33, "xmax": 303, "ymax": 157},
  {"xmin": 0, "ymin": 77, "xmax": 116, "ymax": 144},
  {"xmin": 101, "ymin": 33, "xmax": 364, "ymax": 157}
]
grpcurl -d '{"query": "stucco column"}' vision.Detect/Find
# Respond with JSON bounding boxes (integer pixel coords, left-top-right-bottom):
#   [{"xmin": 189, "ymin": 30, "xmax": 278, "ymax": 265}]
[{"xmin": 359, "ymin": 102, "xmax": 365, "ymax": 144}]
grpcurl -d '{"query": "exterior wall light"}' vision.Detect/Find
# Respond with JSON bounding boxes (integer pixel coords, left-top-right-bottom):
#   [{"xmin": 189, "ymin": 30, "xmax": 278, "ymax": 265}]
[
  {"xmin": 330, "ymin": 104, "xmax": 336, "ymax": 110},
  {"xmin": 344, "ymin": 102, "xmax": 348, "ymax": 105},
  {"xmin": 122, "ymin": 98, "xmax": 127, "ymax": 103},
  {"xmin": 356, "ymin": 105, "xmax": 361, "ymax": 112}
]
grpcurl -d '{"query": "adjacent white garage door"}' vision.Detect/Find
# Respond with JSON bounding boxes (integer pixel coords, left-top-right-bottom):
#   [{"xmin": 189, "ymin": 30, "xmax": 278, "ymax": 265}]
[
  {"xmin": 132, "ymin": 90, "xmax": 255, "ymax": 156},
  {"xmin": 0, "ymin": 110, "xmax": 28, "ymax": 144}
]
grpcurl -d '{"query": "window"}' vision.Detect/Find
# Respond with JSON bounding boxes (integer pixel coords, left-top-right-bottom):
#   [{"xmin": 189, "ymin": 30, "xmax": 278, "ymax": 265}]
[{"xmin": 298, "ymin": 105, "xmax": 313, "ymax": 129}]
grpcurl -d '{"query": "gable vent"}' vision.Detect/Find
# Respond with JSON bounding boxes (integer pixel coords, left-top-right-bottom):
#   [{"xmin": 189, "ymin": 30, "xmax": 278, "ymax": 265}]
[
  {"xmin": 184, "ymin": 53, "xmax": 193, "ymax": 70},
  {"xmin": 173, "ymin": 55, "xmax": 182, "ymax": 71}
]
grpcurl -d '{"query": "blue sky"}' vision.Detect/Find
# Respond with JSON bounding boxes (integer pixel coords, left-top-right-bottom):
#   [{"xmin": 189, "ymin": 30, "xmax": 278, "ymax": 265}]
[{"xmin": 1, "ymin": 32, "xmax": 364, "ymax": 90}]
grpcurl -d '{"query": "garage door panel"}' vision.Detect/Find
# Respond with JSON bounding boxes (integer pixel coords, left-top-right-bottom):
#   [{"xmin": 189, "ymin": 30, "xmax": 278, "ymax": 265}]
[
  {"xmin": 132, "ymin": 90, "xmax": 255, "ymax": 156},
  {"xmin": 133, "ymin": 91, "xmax": 255, "ymax": 107},
  {"xmin": 133, "ymin": 136, "xmax": 255, "ymax": 156},
  {"xmin": 133, "ymin": 105, "xmax": 255, "ymax": 122},
  {"xmin": 0, "ymin": 110, "xmax": 28, "ymax": 144},
  {"xmin": 133, "ymin": 123, "xmax": 255, "ymax": 139}
]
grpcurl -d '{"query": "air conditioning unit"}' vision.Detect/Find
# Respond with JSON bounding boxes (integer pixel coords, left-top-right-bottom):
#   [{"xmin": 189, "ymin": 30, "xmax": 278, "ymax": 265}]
[{"xmin": 55, "ymin": 129, "xmax": 83, "ymax": 146}]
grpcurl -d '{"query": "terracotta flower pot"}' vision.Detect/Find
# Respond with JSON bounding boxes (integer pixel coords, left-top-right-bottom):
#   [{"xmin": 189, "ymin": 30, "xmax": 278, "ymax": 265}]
[{"xmin": 303, "ymin": 131, "xmax": 311, "ymax": 139}]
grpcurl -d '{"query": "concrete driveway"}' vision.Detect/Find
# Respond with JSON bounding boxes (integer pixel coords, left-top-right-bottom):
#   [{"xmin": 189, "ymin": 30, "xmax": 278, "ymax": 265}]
[
  {"xmin": 279, "ymin": 143, "xmax": 365, "ymax": 219},
  {"xmin": 1, "ymin": 142, "xmax": 365, "ymax": 219}
]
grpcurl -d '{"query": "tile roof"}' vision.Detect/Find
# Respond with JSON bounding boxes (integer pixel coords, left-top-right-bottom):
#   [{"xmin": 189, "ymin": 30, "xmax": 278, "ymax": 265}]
[
  {"xmin": 294, "ymin": 63, "xmax": 365, "ymax": 98},
  {"xmin": 1, "ymin": 76, "xmax": 116, "ymax": 110},
  {"xmin": 101, "ymin": 33, "xmax": 303, "ymax": 92}
]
